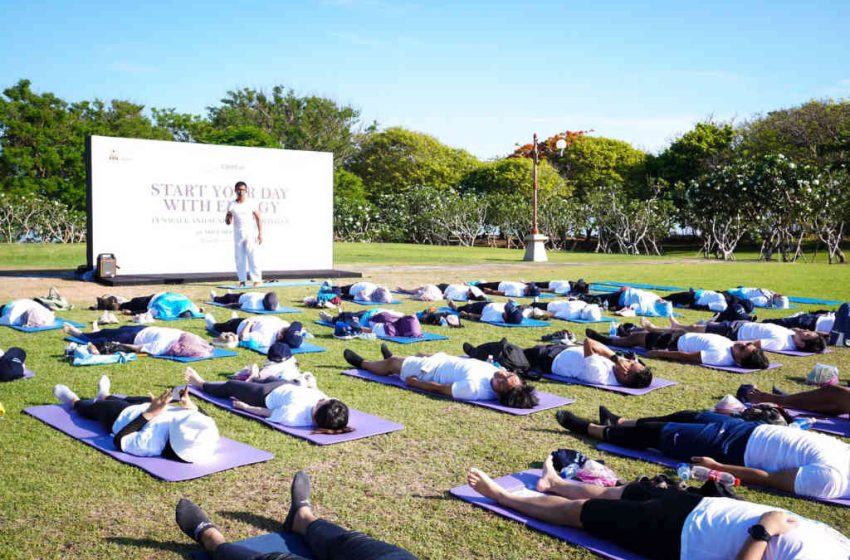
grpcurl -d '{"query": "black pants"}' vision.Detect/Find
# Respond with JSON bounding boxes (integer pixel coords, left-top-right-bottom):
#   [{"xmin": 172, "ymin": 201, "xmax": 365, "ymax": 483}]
[
  {"xmin": 666, "ymin": 291, "xmax": 696, "ymax": 306},
  {"xmin": 455, "ymin": 301, "xmax": 489, "ymax": 315},
  {"xmin": 213, "ymin": 294, "xmax": 243, "ymax": 306},
  {"xmin": 583, "ymin": 291, "xmax": 622, "ymax": 309},
  {"xmin": 74, "ymin": 395, "xmax": 151, "ymax": 430},
  {"xmin": 202, "ymin": 380, "xmax": 288, "ymax": 407},
  {"xmin": 333, "ymin": 311, "xmax": 368, "ymax": 323},
  {"xmin": 119, "ymin": 295, "xmax": 154, "ymax": 314},
  {"xmin": 763, "ymin": 310, "xmax": 830, "ymax": 331},
  {"xmin": 523, "ymin": 344, "xmax": 567, "ymax": 374},
  {"xmin": 214, "ymin": 318, "xmax": 247, "ymax": 334},
  {"xmin": 212, "ymin": 518, "xmax": 417, "ymax": 560},
  {"xmin": 79, "ymin": 325, "xmax": 146, "ymax": 345},
  {"xmin": 474, "ymin": 282, "xmax": 501, "ymax": 291}
]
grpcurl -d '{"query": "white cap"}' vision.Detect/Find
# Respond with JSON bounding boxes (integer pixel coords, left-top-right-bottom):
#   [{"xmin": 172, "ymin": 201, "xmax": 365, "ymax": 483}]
[
  {"xmin": 715, "ymin": 394, "xmax": 746, "ymax": 414},
  {"xmin": 168, "ymin": 412, "xmax": 220, "ymax": 463}
]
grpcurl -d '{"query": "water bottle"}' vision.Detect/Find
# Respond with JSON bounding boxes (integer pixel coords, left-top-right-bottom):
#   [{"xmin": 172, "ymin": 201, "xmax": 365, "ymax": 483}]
[
  {"xmin": 486, "ymin": 354, "xmax": 494, "ymax": 365},
  {"xmin": 602, "ymin": 300, "xmax": 609, "ymax": 311},
  {"xmin": 677, "ymin": 463, "xmax": 740, "ymax": 486},
  {"xmin": 790, "ymin": 417, "xmax": 815, "ymax": 430},
  {"xmin": 533, "ymin": 295, "xmax": 540, "ymax": 303},
  {"xmin": 560, "ymin": 463, "xmax": 579, "ymax": 479},
  {"xmin": 608, "ymin": 321, "xmax": 618, "ymax": 337},
  {"xmin": 439, "ymin": 316, "xmax": 448, "ymax": 327}
]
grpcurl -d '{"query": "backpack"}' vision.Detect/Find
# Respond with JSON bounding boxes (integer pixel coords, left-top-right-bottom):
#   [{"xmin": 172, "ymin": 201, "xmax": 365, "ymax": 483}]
[{"xmin": 829, "ymin": 303, "xmax": 850, "ymax": 347}]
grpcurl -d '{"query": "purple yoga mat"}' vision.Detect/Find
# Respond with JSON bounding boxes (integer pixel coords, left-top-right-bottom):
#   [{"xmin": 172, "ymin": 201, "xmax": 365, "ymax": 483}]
[
  {"xmin": 540, "ymin": 373, "xmax": 677, "ymax": 395},
  {"xmin": 596, "ymin": 442, "xmax": 850, "ymax": 507},
  {"xmin": 341, "ymin": 368, "xmax": 573, "ymax": 415},
  {"xmin": 206, "ymin": 301, "xmax": 301, "ymax": 314},
  {"xmin": 451, "ymin": 469, "xmax": 645, "ymax": 560},
  {"xmin": 786, "ymin": 408, "xmax": 850, "ymax": 437},
  {"xmin": 608, "ymin": 345, "xmax": 782, "ymax": 374},
  {"xmin": 24, "ymin": 405, "xmax": 273, "ymax": 482},
  {"xmin": 766, "ymin": 348, "xmax": 832, "ymax": 357},
  {"xmin": 187, "ymin": 387, "xmax": 404, "ymax": 445}
]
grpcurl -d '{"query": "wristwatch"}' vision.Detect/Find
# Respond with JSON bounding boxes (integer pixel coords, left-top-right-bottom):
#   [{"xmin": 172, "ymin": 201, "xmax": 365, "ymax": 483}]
[{"xmin": 748, "ymin": 524, "xmax": 773, "ymax": 543}]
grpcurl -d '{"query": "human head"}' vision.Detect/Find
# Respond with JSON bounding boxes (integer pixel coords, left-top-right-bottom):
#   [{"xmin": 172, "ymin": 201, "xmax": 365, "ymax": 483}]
[
  {"xmin": 503, "ymin": 301, "xmax": 524, "ymax": 325},
  {"xmin": 262, "ymin": 292, "xmax": 279, "ymax": 311},
  {"xmin": 267, "ymin": 342, "xmax": 292, "ymax": 362},
  {"xmin": 168, "ymin": 412, "xmax": 220, "ymax": 463},
  {"xmin": 372, "ymin": 287, "xmax": 392, "ymax": 303},
  {"xmin": 732, "ymin": 343, "xmax": 770, "ymax": 369},
  {"xmin": 490, "ymin": 369, "xmax": 523, "ymax": 395},
  {"xmin": 234, "ymin": 181, "xmax": 248, "ymax": 200},
  {"xmin": 793, "ymin": 330, "xmax": 826, "ymax": 353},
  {"xmin": 497, "ymin": 383, "xmax": 539, "ymax": 409},
  {"xmin": 612, "ymin": 355, "xmax": 653, "ymax": 388},
  {"xmin": 526, "ymin": 283, "xmax": 541, "ymax": 298},
  {"xmin": 168, "ymin": 333, "xmax": 214, "ymax": 358},
  {"xmin": 313, "ymin": 399, "xmax": 349, "ymax": 430},
  {"xmin": 212, "ymin": 332, "xmax": 238, "ymax": 348}
]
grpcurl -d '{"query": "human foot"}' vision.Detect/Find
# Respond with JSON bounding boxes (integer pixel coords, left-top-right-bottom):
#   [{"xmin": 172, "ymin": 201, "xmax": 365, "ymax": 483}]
[
  {"xmin": 380, "ymin": 343, "xmax": 393, "ymax": 360},
  {"xmin": 535, "ymin": 455, "xmax": 562, "ymax": 493},
  {"xmin": 318, "ymin": 311, "xmax": 334, "ymax": 323},
  {"xmin": 53, "ymin": 384, "xmax": 79, "ymax": 405},
  {"xmin": 63, "ymin": 323, "xmax": 82, "ymax": 337},
  {"xmin": 343, "ymin": 349, "xmax": 364, "ymax": 369},
  {"xmin": 283, "ymin": 471, "xmax": 313, "ymax": 533},
  {"xmin": 584, "ymin": 328, "xmax": 612, "ymax": 345},
  {"xmin": 175, "ymin": 498, "xmax": 218, "ymax": 545},
  {"xmin": 555, "ymin": 410, "xmax": 590, "ymax": 434},
  {"xmin": 639, "ymin": 317, "xmax": 655, "ymax": 329},
  {"xmin": 598, "ymin": 405, "xmax": 621, "ymax": 426},
  {"xmin": 184, "ymin": 366, "xmax": 205, "ymax": 387},
  {"xmin": 95, "ymin": 375, "xmax": 111, "ymax": 401},
  {"xmin": 467, "ymin": 468, "xmax": 507, "ymax": 502}
]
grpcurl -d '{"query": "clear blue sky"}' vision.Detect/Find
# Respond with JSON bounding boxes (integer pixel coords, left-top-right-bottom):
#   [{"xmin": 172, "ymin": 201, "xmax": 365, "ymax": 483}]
[{"xmin": 2, "ymin": 0, "xmax": 848, "ymax": 158}]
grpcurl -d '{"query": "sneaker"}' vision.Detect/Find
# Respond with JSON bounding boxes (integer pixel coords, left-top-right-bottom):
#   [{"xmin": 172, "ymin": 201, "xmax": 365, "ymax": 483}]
[
  {"xmin": 542, "ymin": 330, "xmax": 574, "ymax": 342},
  {"xmin": 584, "ymin": 328, "xmax": 612, "ymax": 345},
  {"xmin": 95, "ymin": 376, "xmax": 111, "ymax": 401},
  {"xmin": 736, "ymin": 384, "xmax": 755, "ymax": 404},
  {"xmin": 204, "ymin": 313, "xmax": 216, "ymax": 331},
  {"xmin": 106, "ymin": 312, "xmax": 119, "ymax": 324},
  {"xmin": 209, "ymin": 290, "xmax": 217, "ymax": 301},
  {"xmin": 343, "ymin": 349, "xmax": 364, "ymax": 369},
  {"xmin": 231, "ymin": 311, "xmax": 239, "ymax": 319},
  {"xmin": 175, "ymin": 498, "xmax": 217, "ymax": 543},
  {"xmin": 334, "ymin": 322, "xmax": 354, "ymax": 340},
  {"xmin": 53, "ymin": 384, "xmax": 79, "ymax": 405}
]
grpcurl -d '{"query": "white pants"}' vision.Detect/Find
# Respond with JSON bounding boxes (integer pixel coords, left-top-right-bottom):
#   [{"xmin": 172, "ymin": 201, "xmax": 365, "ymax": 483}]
[{"xmin": 234, "ymin": 237, "xmax": 262, "ymax": 283}]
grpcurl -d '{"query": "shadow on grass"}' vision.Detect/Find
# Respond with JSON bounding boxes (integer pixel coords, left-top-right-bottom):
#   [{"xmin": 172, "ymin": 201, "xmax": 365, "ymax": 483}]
[
  {"xmin": 106, "ymin": 536, "xmax": 193, "ymax": 557},
  {"xmin": 217, "ymin": 510, "xmax": 280, "ymax": 533}
]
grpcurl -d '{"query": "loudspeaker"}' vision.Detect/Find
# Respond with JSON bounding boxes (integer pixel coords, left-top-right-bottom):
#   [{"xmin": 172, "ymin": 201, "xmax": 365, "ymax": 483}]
[{"xmin": 96, "ymin": 253, "xmax": 117, "ymax": 279}]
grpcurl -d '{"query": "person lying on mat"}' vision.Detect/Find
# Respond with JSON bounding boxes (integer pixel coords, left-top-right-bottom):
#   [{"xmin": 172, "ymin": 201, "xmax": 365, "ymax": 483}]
[
  {"xmin": 184, "ymin": 366, "xmax": 352, "ymax": 433},
  {"xmin": 544, "ymin": 279, "xmax": 591, "ymax": 296},
  {"xmin": 0, "ymin": 298, "xmax": 56, "ymax": 328},
  {"xmin": 176, "ymin": 471, "xmax": 417, "ymax": 560},
  {"xmin": 580, "ymin": 287, "xmax": 673, "ymax": 317},
  {"xmin": 726, "ymin": 286, "xmax": 789, "ymax": 309},
  {"xmin": 53, "ymin": 376, "xmax": 219, "ymax": 462},
  {"xmin": 742, "ymin": 384, "xmax": 850, "ymax": 417},
  {"xmin": 208, "ymin": 290, "xmax": 279, "ymax": 311},
  {"xmin": 664, "ymin": 288, "xmax": 749, "ymax": 314},
  {"xmin": 555, "ymin": 405, "xmax": 850, "ymax": 499},
  {"xmin": 0, "ymin": 347, "xmax": 28, "ymax": 382},
  {"xmin": 63, "ymin": 323, "xmax": 214, "ymax": 358},
  {"xmin": 335, "ymin": 281, "xmax": 393, "ymax": 303},
  {"xmin": 498, "ymin": 337, "xmax": 653, "ymax": 388},
  {"xmin": 342, "ymin": 345, "xmax": 539, "ymax": 408},
  {"xmin": 639, "ymin": 316, "xmax": 827, "ymax": 353},
  {"xmin": 439, "ymin": 283, "xmax": 488, "ymax": 302},
  {"xmin": 416, "ymin": 306, "xmax": 463, "ymax": 328},
  {"xmin": 319, "ymin": 309, "xmax": 425, "ymax": 338},
  {"xmin": 585, "ymin": 325, "xmax": 770, "ymax": 369},
  {"xmin": 447, "ymin": 300, "xmax": 544, "ymax": 325},
  {"xmin": 526, "ymin": 299, "xmax": 604, "ymax": 322},
  {"xmin": 91, "ymin": 291, "xmax": 203, "ymax": 319},
  {"xmin": 205, "ymin": 313, "xmax": 305, "ymax": 349},
  {"xmin": 762, "ymin": 309, "xmax": 836, "ymax": 334},
  {"xmin": 466, "ymin": 456, "xmax": 850, "ymax": 560},
  {"xmin": 474, "ymin": 280, "xmax": 542, "ymax": 298}
]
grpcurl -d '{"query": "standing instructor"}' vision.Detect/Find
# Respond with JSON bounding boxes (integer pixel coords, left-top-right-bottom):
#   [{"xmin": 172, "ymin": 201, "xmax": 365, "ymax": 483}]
[{"xmin": 225, "ymin": 181, "xmax": 263, "ymax": 287}]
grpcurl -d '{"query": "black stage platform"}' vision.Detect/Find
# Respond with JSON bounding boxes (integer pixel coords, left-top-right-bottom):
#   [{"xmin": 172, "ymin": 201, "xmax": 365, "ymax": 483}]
[{"xmin": 91, "ymin": 269, "xmax": 361, "ymax": 286}]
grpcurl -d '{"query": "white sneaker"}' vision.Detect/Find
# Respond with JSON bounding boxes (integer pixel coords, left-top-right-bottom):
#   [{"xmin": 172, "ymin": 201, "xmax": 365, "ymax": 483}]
[
  {"xmin": 91, "ymin": 321, "xmax": 100, "ymax": 332},
  {"xmin": 231, "ymin": 311, "xmax": 239, "ymax": 319},
  {"xmin": 53, "ymin": 384, "xmax": 79, "ymax": 405},
  {"xmin": 95, "ymin": 376, "xmax": 111, "ymax": 401},
  {"xmin": 209, "ymin": 290, "xmax": 217, "ymax": 301},
  {"xmin": 106, "ymin": 312, "xmax": 119, "ymax": 324},
  {"xmin": 204, "ymin": 313, "xmax": 216, "ymax": 331}
]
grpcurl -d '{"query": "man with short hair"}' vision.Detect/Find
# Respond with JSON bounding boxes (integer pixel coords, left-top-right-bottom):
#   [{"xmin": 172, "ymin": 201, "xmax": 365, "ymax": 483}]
[
  {"xmin": 225, "ymin": 181, "xmax": 263, "ymax": 287},
  {"xmin": 205, "ymin": 314, "xmax": 304, "ymax": 349},
  {"xmin": 475, "ymin": 280, "xmax": 542, "ymax": 298},
  {"xmin": 448, "ymin": 299, "xmax": 538, "ymax": 325},
  {"xmin": 209, "ymin": 290, "xmax": 279, "ymax": 312}
]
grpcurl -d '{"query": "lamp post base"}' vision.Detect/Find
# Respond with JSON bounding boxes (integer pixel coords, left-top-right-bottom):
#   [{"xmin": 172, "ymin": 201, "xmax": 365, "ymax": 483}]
[{"xmin": 523, "ymin": 233, "xmax": 549, "ymax": 262}]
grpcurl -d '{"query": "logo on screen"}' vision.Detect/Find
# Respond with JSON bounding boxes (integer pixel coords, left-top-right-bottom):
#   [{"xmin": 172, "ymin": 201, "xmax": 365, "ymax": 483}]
[{"xmin": 109, "ymin": 149, "xmax": 119, "ymax": 161}]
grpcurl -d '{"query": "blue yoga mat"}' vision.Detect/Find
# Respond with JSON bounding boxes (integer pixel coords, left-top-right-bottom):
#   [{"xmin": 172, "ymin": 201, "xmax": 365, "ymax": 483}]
[
  {"xmin": 206, "ymin": 301, "xmax": 301, "ymax": 314},
  {"xmin": 787, "ymin": 296, "xmax": 842, "ymax": 305},
  {"xmin": 64, "ymin": 336, "xmax": 237, "ymax": 362},
  {"xmin": 192, "ymin": 532, "xmax": 312, "ymax": 560},
  {"xmin": 314, "ymin": 320, "xmax": 448, "ymax": 344},
  {"xmin": 216, "ymin": 280, "xmax": 321, "ymax": 289},
  {"xmin": 436, "ymin": 306, "xmax": 549, "ymax": 327},
  {"xmin": 594, "ymin": 281, "xmax": 684, "ymax": 292},
  {"xmin": 554, "ymin": 316, "xmax": 616, "ymax": 324},
  {"xmin": 205, "ymin": 327, "xmax": 326, "ymax": 355},
  {"xmin": 348, "ymin": 299, "xmax": 403, "ymax": 306},
  {"xmin": 4, "ymin": 318, "xmax": 85, "ymax": 332}
]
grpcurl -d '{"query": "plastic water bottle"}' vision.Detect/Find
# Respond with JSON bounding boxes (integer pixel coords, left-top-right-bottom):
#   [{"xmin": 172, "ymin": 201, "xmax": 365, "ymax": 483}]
[
  {"xmin": 790, "ymin": 417, "xmax": 815, "ymax": 430},
  {"xmin": 677, "ymin": 463, "xmax": 740, "ymax": 486},
  {"xmin": 608, "ymin": 321, "xmax": 618, "ymax": 337},
  {"xmin": 602, "ymin": 300, "xmax": 609, "ymax": 311},
  {"xmin": 560, "ymin": 463, "xmax": 579, "ymax": 479}
]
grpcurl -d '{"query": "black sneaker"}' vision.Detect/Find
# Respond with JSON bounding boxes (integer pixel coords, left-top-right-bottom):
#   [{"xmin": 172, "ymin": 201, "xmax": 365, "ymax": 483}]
[
  {"xmin": 380, "ymin": 343, "xmax": 393, "ymax": 360},
  {"xmin": 175, "ymin": 498, "xmax": 217, "ymax": 543},
  {"xmin": 283, "ymin": 471, "xmax": 312, "ymax": 533},
  {"xmin": 343, "ymin": 349, "xmax": 364, "ymax": 369},
  {"xmin": 771, "ymin": 385, "xmax": 789, "ymax": 396},
  {"xmin": 736, "ymin": 384, "xmax": 755, "ymax": 403},
  {"xmin": 462, "ymin": 342, "xmax": 477, "ymax": 357},
  {"xmin": 584, "ymin": 328, "xmax": 612, "ymax": 345},
  {"xmin": 542, "ymin": 330, "xmax": 573, "ymax": 342}
]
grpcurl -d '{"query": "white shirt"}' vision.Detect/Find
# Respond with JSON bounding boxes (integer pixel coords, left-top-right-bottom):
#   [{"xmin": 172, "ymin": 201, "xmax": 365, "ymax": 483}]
[
  {"xmin": 816, "ymin": 313, "xmax": 836, "ymax": 332},
  {"xmin": 0, "ymin": 299, "xmax": 55, "ymax": 326},
  {"xmin": 676, "ymin": 333, "xmax": 735, "ymax": 366},
  {"xmin": 443, "ymin": 284, "xmax": 473, "ymax": 301},
  {"xmin": 548, "ymin": 280, "xmax": 574, "ymax": 294},
  {"xmin": 133, "ymin": 327, "xmax": 184, "ymax": 355},
  {"xmin": 744, "ymin": 425, "xmax": 850, "ymax": 499},
  {"xmin": 237, "ymin": 316, "xmax": 290, "ymax": 347},
  {"xmin": 238, "ymin": 293, "xmax": 267, "ymax": 310},
  {"xmin": 550, "ymin": 347, "xmax": 618, "ymax": 385},
  {"xmin": 416, "ymin": 284, "xmax": 443, "ymax": 301},
  {"xmin": 620, "ymin": 288, "xmax": 662, "ymax": 315},
  {"xmin": 696, "ymin": 290, "xmax": 727, "ymax": 312},
  {"xmin": 227, "ymin": 199, "xmax": 259, "ymax": 240},
  {"xmin": 680, "ymin": 496, "xmax": 850, "ymax": 560},
  {"xmin": 111, "ymin": 404, "xmax": 195, "ymax": 457},
  {"xmin": 480, "ymin": 302, "xmax": 531, "ymax": 323},
  {"xmin": 736, "ymin": 323, "xmax": 796, "ymax": 351},
  {"xmin": 546, "ymin": 300, "xmax": 587, "ymax": 320},
  {"xmin": 497, "ymin": 281, "xmax": 527, "ymax": 297},
  {"xmin": 399, "ymin": 353, "xmax": 497, "ymax": 400},
  {"xmin": 264, "ymin": 384, "xmax": 328, "ymax": 426},
  {"xmin": 348, "ymin": 282, "xmax": 378, "ymax": 301}
]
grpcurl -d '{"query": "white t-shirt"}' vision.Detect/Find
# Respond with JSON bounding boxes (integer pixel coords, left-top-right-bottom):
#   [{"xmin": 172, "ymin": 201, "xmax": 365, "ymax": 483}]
[
  {"xmin": 550, "ymin": 347, "xmax": 618, "ymax": 385},
  {"xmin": 264, "ymin": 384, "xmax": 328, "ymax": 426},
  {"xmin": 497, "ymin": 281, "xmax": 527, "ymax": 297},
  {"xmin": 238, "ymin": 293, "xmax": 267, "ymax": 310},
  {"xmin": 112, "ymin": 404, "xmax": 195, "ymax": 457},
  {"xmin": 675, "ymin": 333, "xmax": 735, "ymax": 366},
  {"xmin": 545, "ymin": 300, "xmax": 597, "ymax": 321},
  {"xmin": 816, "ymin": 313, "xmax": 835, "ymax": 332},
  {"xmin": 744, "ymin": 425, "xmax": 850, "ymax": 499},
  {"xmin": 621, "ymin": 288, "xmax": 661, "ymax": 315},
  {"xmin": 696, "ymin": 290, "xmax": 727, "ymax": 312},
  {"xmin": 399, "ymin": 353, "xmax": 497, "ymax": 400},
  {"xmin": 443, "ymin": 284, "xmax": 472, "ymax": 301},
  {"xmin": 227, "ymin": 199, "xmax": 259, "ymax": 240},
  {"xmin": 416, "ymin": 284, "xmax": 443, "ymax": 301},
  {"xmin": 349, "ymin": 282, "xmax": 378, "ymax": 301},
  {"xmin": 133, "ymin": 327, "xmax": 184, "ymax": 355},
  {"xmin": 237, "ymin": 316, "xmax": 290, "ymax": 347},
  {"xmin": 548, "ymin": 280, "xmax": 574, "ymax": 294},
  {"xmin": 680, "ymin": 496, "xmax": 850, "ymax": 560},
  {"xmin": 0, "ymin": 299, "xmax": 55, "ymax": 326},
  {"xmin": 479, "ymin": 302, "xmax": 531, "ymax": 323},
  {"xmin": 736, "ymin": 323, "xmax": 796, "ymax": 351}
]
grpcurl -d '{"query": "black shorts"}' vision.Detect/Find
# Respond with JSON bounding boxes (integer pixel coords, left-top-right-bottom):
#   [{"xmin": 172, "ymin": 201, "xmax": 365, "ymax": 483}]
[
  {"xmin": 706, "ymin": 320, "xmax": 746, "ymax": 340},
  {"xmin": 644, "ymin": 331, "xmax": 683, "ymax": 351},
  {"xmin": 580, "ymin": 484, "xmax": 702, "ymax": 560},
  {"xmin": 523, "ymin": 344, "xmax": 569, "ymax": 373}
]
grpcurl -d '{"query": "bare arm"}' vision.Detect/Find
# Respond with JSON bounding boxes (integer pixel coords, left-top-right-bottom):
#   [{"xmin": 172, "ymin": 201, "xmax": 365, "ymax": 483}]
[
  {"xmin": 404, "ymin": 376, "xmax": 453, "ymax": 397},
  {"xmin": 645, "ymin": 350, "xmax": 702, "ymax": 363},
  {"xmin": 691, "ymin": 457, "xmax": 798, "ymax": 492},
  {"xmin": 583, "ymin": 338, "xmax": 615, "ymax": 359},
  {"xmin": 231, "ymin": 399, "xmax": 272, "ymax": 417},
  {"xmin": 253, "ymin": 209, "xmax": 263, "ymax": 244},
  {"xmin": 735, "ymin": 511, "xmax": 800, "ymax": 560}
]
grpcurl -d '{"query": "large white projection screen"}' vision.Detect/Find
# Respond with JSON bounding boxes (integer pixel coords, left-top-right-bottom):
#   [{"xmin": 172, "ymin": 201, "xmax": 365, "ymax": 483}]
[{"xmin": 87, "ymin": 135, "xmax": 333, "ymax": 276}]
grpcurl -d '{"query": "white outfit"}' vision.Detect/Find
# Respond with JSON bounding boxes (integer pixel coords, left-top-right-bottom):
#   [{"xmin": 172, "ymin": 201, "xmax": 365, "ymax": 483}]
[
  {"xmin": 497, "ymin": 281, "xmax": 527, "ymax": 297},
  {"xmin": 744, "ymin": 425, "xmax": 850, "ymax": 499},
  {"xmin": 548, "ymin": 280, "xmax": 574, "ymax": 295},
  {"xmin": 414, "ymin": 284, "xmax": 443, "ymax": 301},
  {"xmin": 237, "ymin": 316, "xmax": 290, "ymax": 348},
  {"xmin": 443, "ymin": 284, "xmax": 475, "ymax": 301},
  {"xmin": 264, "ymin": 384, "xmax": 328, "ymax": 426},
  {"xmin": 238, "ymin": 293, "xmax": 267, "ymax": 311},
  {"xmin": 399, "ymin": 353, "xmax": 497, "ymax": 400},
  {"xmin": 112, "ymin": 404, "xmax": 194, "ymax": 457},
  {"xmin": 816, "ymin": 313, "xmax": 835, "ymax": 332},
  {"xmin": 550, "ymin": 346, "xmax": 618, "ymax": 385},
  {"xmin": 695, "ymin": 290, "xmax": 727, "ymax": 312},
  {"xmin": 675, "ymin": 333, "xmax": 735, "ymax": 366},
  {"xmin": 733, "ymin": 287, "xmax": 776, "ymax": 308},
  {"xmin": 736, "ymin": 322, "xmax": 796, "ymax": 352},
  {"xmin": 0, "ymin": 299, "xmax": 55, "ymax": 327},
  {"xmin": 480, "ymin": 302, "xmax": 531, "ymax": 323},
  {"xmin": 620, "ymin": 288, "xmax": 666, "ymax": 316},
  {"xmin": 133, "ymin": 327, "xmax": 184, "ymax": 355},
  {"xmin": 348, "ymin": 282, "xmax": 380, "ymax": 301},
  {"xmin": 545, "ymin": 300, "xmax": 601, "ymax": 321},
  {"xmin": 227, "ymin": 199, "xmax": 261, "ymax": 283},
  {"xmin": 680, "ymin": 496, "xmax": 850, "ymax": 559}
]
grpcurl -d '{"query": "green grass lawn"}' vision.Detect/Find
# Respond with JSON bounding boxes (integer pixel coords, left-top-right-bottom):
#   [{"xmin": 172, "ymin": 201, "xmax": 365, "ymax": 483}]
[{"xmin": 0, "ymin": 243, "xmax": 848, "ymax": 559}]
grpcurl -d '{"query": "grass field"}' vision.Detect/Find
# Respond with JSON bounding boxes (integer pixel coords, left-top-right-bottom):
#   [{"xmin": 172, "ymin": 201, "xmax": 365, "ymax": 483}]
[{"xmin": 0, "ymin": 243, "xmax": 848, "ymax": 559}]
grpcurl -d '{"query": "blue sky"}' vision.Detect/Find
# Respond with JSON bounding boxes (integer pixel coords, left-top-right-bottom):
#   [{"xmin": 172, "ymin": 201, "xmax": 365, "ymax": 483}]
[{"xmin": 2, "ymin": 0, "xmax": 848, "ymax": 158}]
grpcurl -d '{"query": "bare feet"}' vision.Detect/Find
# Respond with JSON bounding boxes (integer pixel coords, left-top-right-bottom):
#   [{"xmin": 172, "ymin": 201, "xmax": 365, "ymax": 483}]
[
  {"xmin": 536, "ymin": 455, "xmax": 562, "ymax": 493},
  {"xmin": 63, "ymin": 323, "xmax": 82, "ymax": 337},
  {"xmin": 669, "ymin": 316, "xmax": 683, "ymax": 329},
  {"xmin": 245, "ymin": 363, "xmax": 261, "ymax": 382},
  {"xmin": 749, "ymin": 387, "xmax": 771, "ymax": 404},
  {"xmin": 184, "ymin": 366, "xmax": 205, "ymax": 387},
  {"xmin": 318, "ymin": 311, "xmax": 334, "ymax": 323},
  {"xmin": 91, "ymin": 321, "xmax": 100, "ymax": 332},
  {"xmin": 467, "ymin": 468, "xmax": 507, "ymax": 502},
  {"xmin": 639, "ymin": 317, "xmax": 655, "ymax": 329},
  {"xmin": 447, "ymin": 299, "xmax": 458, "ymax": 311}
]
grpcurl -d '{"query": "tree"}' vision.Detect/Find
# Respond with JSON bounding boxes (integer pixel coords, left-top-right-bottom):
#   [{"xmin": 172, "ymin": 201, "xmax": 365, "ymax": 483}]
[
  {"xmin": 547, "ymin": 135, "xmax": 648, "ymax": 200},
  {"xmin": 810, "ymin": 167, "xmax": 849, "ymax": 264},
  {"xmin": 652, "ymin": 121, "xmax": 736, "ymax": 185},
  {"xmin": 347, "ymin": 127, "xmax": 481, "ymax": 197},
  {"xmin": 459, "ymin": 157, "xmax": 568, "ymax": 198}
]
